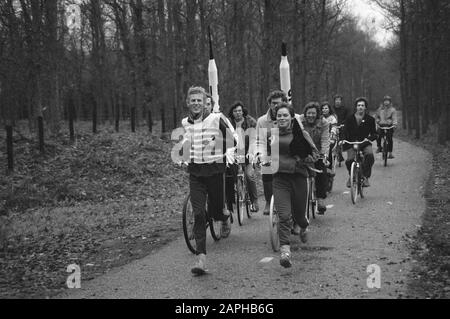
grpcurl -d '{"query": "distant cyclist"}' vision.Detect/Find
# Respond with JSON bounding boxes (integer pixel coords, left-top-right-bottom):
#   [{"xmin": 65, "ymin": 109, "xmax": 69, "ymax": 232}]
[
  {"xmin": 227, "ymin": 101, "xmax": 259, "ymax": 212},
  {"xmin": 375, "ymin": 95, "xmax": 398, "ymax": 159},
  {"xmin": 342, "ymin": 97, "xmax": 377, "ymax": 188}
]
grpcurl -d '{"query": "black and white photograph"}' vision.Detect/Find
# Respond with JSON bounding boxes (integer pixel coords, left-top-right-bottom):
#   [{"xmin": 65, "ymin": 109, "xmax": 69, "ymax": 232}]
[{"xmin": 0, "ymin": 0, "xmax": 449, "ymax": 303}]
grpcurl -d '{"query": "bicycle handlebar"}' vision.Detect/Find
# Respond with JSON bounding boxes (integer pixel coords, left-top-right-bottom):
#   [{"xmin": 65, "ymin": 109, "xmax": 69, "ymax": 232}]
[
  {"xmin": 307, "ymin": 166, "xmax": 323, "ymax": 174},
  {"xmin": 379, "ymin": 126, "xmax": 396, "ymax": 130},
  {"xmin": 341, "ymin": 139, "xmax": 370, "ymax": 145}
]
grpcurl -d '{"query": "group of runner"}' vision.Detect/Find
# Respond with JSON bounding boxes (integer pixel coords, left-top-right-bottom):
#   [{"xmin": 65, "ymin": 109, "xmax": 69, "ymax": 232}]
[{"xmin": 178, "ymin": 86, "xmax": 398, "ymax": 273}]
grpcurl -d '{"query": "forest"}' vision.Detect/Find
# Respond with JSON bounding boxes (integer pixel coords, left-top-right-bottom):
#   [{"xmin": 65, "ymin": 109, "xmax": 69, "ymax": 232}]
[
  {"xmin": 0, "ymin": 0, "xmax": 450, "ymax": 299},
  {"xmin": 0, "ymin": 0, "xmax": 403, "ymax": 138}
]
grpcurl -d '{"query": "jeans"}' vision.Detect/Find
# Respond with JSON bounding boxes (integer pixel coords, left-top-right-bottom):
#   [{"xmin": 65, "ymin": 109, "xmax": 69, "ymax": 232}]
[
  {"xmin": 273, "ymin": 173, "xmax": 309, "ymax": 246},
  {"xmin": 245, "ymin": 164, "xmax": 258, "ymax": 203}
]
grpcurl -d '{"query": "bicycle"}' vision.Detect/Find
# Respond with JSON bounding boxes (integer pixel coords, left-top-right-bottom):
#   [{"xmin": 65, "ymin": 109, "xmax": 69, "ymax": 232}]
[
  {"xmin": 268, "ymin": 160, "xmax": 322, "ymax": 252},
  {"xmin": 234, "ymin": 155, "xmax": 252, "ymax": 226},
  {"xmin": 306, "ymin": 164, "xmax": 323, "ymax": 220},
  {"xmin": 327, "ymin": 126, "xmax": 343, "ymax": 193},
  {"xmin": 341, "ymin": 139, "xmax": 369, "ymax": 204},
  {"xmin": 378, "ymin": 125, "xmax": 395, "ymax": 167}
]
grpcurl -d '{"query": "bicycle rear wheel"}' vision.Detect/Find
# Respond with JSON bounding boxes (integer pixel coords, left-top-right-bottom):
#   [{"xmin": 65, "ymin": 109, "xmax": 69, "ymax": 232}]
[
  {"xmin": 268, "ymin": 195, "xmax": 280, "ymax": 252},
  {"xmin": 350, "ymin": 162, "xmax": 358, "ymax": 204},
  {"xmin": 182, "ymin": 195, "xmax": 198, "ymax": 254}
]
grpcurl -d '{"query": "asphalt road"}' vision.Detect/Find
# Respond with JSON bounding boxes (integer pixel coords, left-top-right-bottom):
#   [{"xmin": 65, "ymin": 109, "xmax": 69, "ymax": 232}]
[{"xmin": 59, "ymin": 138, "xmax": 430, "ymax": 299}]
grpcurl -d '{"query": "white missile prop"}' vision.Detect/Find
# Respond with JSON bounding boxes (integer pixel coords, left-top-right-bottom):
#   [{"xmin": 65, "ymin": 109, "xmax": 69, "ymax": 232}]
[
  {"xmin": 279, "ymin": 42, "xmax": 292, "ymax": 103},
  {"xmin": 208, "ymin": 27, "xmax": 220, "ymax": 113}
]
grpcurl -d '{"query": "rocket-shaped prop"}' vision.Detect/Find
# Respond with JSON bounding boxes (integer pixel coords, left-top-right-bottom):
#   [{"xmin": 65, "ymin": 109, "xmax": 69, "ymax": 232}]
[
  {"xmin": 279, "ymin": 42, "xmax": 292, "ymax": 103},
  {"xmin": 208, "ymin": 27, "xmax": 220, "ymax": 113}
]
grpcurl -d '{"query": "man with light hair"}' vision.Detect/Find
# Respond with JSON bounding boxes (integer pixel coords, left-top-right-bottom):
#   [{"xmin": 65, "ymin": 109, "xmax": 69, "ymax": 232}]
[{"xmin": 180, "ymin": 86, "xmax": 236, "ymax": 276}]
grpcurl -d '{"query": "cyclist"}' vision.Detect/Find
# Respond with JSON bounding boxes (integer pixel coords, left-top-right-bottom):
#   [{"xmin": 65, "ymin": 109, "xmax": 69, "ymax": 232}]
[
  {"xmin": 227, "ymin": 101, "xmax": 259, "ymax": 212},
  {"xmin": 342, "ymin": 97, "xmax": 377, "ymax": 188},
  {"xmin": 272, "ymin": 102, "xmax": 318, "ymax": 268},
  {"xmin": 321, "ymin": 101, "xmax": 338, "ymax": 177},
  {"xmin": 333, "ymin": 94, "xmax": 350, "ymax": 125},
  {"xmin": 253, "ymin": 90, "xmax": 288, "ymax": 215},
  {"xmin": 179, "ymin": 86, "xmax": 237, "ymax": 275},
  {"xmin": 299, "ymin": 102, "xmax": 330, "ymax": 214},
  {"xmin": 375, "ymin": 95, "xmax": 398, "ymax": 159}
]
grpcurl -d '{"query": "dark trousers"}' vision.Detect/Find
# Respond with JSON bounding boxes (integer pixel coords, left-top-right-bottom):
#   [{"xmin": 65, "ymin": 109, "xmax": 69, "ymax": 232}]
[
  {"xmin": 225, "ymin": 165, "xmax": 237, "ymax": 211},
  {"xmin": 345, "ymin": 145, "xmax": 375, "ymax": 178},
  {"xmin": 189, "ymin": 173, "xmax": 226, "ymax": 255},
  {"xmin": 315, "ymin": 160, "xmax": 328, "ymax": 199},
  {"xmin": 377, "ymin": 128, "xmax": 394, "ymax": 152},
  {"xmin": 262, "ymin": 174, "xmax": 273, "ymax": 203},
  {"xmin": 327, "ymin": 141, "xmax": 336, "ymax": 171},
  {"xmin": 273, "ymin": 173, "xmax": 309, "ymax": 246}
]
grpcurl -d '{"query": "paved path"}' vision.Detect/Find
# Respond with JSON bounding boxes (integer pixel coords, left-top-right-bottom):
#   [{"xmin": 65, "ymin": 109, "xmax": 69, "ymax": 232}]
[{"xmin": 59, "ymin": 138, "xmax": 430, "ymax": 299}]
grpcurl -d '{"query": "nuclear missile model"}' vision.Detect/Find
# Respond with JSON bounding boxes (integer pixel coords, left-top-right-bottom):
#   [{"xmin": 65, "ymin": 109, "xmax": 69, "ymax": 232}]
[
  {"xmin": 279, "ymin": 42, "xmax": 292, "ymax": 103},
  {"xmin": 208, "ymin": 27, "xmax": 220, "ymax": 113}
]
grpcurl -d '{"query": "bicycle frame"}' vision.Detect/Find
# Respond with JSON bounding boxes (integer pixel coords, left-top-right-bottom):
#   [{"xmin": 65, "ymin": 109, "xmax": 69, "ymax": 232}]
[
  {"xmin": 378, "ymin": 125, "xmax": 395, "ymax": 167},
  {"xmin": 342, "ymin": 140, "xmax": 367, "ymax": 204}
]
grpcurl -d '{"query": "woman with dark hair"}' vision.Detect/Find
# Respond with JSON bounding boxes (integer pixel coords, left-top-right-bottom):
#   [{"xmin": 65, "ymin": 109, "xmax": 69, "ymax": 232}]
[
  {"xmin": 226, "ymin": 101, "xmax": 259, "ymax": 212},
  {"xmin": 272, "ymin": 102, "xmax": 319, "ymax": 268},
  {"xmin": 299, "ymin": 102, "xmax": 330, "ymax": 214}
]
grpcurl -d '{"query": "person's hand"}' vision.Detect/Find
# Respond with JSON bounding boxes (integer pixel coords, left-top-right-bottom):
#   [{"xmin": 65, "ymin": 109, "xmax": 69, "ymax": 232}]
[
  {"xmin": 246, "ymin": 153, "xmax": 254, "ymax": 165},
  {"xmin": 304, "ymin": 155, "xmax": 315, "ymax": 164},
  {"xmin": 225, "ymin": 147, "xmax": 236, "ymax": 165},
  {"xmin": 177, "ymin": 160, "xmax": 188, "ymax": 167}
]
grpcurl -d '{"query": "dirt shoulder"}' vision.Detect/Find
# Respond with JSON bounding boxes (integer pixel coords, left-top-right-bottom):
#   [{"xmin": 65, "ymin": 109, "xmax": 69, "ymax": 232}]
[
  {"xmin": 0, "ymin": 124, "xmax": 187, "ymax": 298},
  {"xmin": 396, "ymin": 128, "xmax": 450, "ymax": 298}
]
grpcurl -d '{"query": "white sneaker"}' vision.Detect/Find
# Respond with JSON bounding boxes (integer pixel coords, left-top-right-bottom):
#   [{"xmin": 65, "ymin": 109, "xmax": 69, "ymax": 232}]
[
  {"xmin": 191, "ymin": 253, "xmax": 207, "ymax": 275},
  {"xmin": 280, "ymin": 245, "xmax": 292, "ymax": 268}
]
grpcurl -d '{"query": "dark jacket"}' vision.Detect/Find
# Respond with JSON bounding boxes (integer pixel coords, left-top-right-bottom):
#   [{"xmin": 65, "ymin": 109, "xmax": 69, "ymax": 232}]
[
  {"xmin": 290, "ymin": 118, "xmax": 313, "ymax": 159},
  {"xmin": 342, "ymin": 113, "xmax": 377, "ymax": 151},
  {"xmin": 335, "ymin": 106, "xmax": 350, "ymax": 125}
]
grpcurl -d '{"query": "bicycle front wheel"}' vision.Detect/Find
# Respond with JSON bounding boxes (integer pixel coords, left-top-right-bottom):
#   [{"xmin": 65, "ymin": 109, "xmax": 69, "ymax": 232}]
[
  {"xmin": 182, "ymin": 195, "xmax": 197, "ymax": 254},
  {"xmin": 350, "ymin": 162, "xmax": 358, "ymax": 204},
  {"xmin": 383, "ymin": 140, "xmax": 388, "ymax": 167},
  {"xmin": 358, "ymin": 170, "xmax": 365, "ymax": 199},
  {"xmin": 268, "ymin": 195, "xmax": 280, "ymax": 252},
  {"xmin": 207, "ymin": 200, "xmax": 222, "ymax": 241}
]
